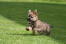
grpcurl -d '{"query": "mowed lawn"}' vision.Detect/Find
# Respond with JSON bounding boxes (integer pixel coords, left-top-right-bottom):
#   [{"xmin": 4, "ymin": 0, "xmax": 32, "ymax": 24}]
[{"xmin": 0, "ymin": 2, "xmax": 66, "ymax": 44}]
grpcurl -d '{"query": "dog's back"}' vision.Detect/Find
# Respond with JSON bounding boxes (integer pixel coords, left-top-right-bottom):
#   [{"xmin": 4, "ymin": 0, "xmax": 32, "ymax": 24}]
[{"xmin": 34, "ymin": 20, "xmax": 51, "ymax": 35}]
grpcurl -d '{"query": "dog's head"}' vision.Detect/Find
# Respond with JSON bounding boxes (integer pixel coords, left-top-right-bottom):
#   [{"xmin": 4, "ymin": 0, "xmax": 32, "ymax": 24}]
[{"xmin": 27, "ymin": 9, "xmax": 38, "ymax": 22}]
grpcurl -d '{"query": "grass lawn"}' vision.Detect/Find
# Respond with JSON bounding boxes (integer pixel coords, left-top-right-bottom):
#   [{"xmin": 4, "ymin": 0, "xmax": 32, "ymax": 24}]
[
  {"xmin": 0, "ymin": 0, "xmax": 66, "ymax": 2},
  {"xmin": 0, "ymin": 2, "xmax": 66, "ymax": 44}
]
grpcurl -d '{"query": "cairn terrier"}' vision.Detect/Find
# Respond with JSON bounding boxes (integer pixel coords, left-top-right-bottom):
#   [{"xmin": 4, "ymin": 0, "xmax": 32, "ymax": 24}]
[{"xmin": 26, "ymin": 9, "xmax": 53, "ymax": 35}]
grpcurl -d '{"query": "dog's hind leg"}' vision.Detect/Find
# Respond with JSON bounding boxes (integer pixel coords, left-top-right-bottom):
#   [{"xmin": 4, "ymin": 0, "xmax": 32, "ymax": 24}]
[
  {"xmin": 46, "ymin": 26, "xmax": 50, "ymax": 36},
  {"xmin": 46, "ymin": 31, "xmax": 50, "ymax": 36}
]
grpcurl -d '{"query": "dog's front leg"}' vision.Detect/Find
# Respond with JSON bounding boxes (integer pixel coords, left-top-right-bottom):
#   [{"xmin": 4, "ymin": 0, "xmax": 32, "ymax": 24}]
[
  {"xmin": 32, "ymin": 28, "xmax": 37, "ymax": 35},
  {"xmin": 32, "ymin": 30, "xmax": 36, "ymax": 35}
]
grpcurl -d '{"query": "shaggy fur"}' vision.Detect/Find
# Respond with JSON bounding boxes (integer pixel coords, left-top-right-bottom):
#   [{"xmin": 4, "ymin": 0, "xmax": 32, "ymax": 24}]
[{"xmin": 26, "ymin": 9, "xmax": 53, "ymax": 35}]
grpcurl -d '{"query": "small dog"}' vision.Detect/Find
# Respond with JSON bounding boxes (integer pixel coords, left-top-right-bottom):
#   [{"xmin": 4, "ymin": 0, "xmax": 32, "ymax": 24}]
[{"xmin": 26, "ymin": 9, "xmax": 53, "ymax": 35}]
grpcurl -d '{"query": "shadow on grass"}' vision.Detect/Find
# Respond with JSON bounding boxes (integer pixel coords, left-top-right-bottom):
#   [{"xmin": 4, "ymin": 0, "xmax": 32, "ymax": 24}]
[
  {"xmin": 8, "ymin": 33, "xmax": 50, "ymax": 37},
  {"xmin": 8, "ymin": 33, "xmax": 33, "ymax": 36},
  {"xmin": 8, "ymin": 33, "xmax": 41, "ymax": 36},
  {"xmin": 0, "ymin": 2, "xmax": 66, "ymax": 44}
]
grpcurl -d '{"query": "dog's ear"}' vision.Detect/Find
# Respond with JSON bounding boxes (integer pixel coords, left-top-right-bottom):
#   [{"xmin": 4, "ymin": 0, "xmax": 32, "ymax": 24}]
[
  {"xmin": 28, "ymin": 9, "xmax": 31, "ymax": 13},
  {"xmin": 33, "ymin": 9, "xmax": 38, "ymax": 15}
]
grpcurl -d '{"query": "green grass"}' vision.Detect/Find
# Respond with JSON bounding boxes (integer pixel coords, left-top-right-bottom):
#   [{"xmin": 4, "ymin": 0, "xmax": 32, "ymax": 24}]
[
  {"xmin": 0, "ymin": 0, "xmax": 66, "ymax": 3},
  {"xmin": 0, "ymin": 2, "xmax": 66, "ymax": 44}
]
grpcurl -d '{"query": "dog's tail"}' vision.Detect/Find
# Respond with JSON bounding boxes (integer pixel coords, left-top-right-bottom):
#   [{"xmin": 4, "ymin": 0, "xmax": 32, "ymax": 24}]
[{"xmin": 50, "ymin": 25, "xmax": 54, "ymax": 28}]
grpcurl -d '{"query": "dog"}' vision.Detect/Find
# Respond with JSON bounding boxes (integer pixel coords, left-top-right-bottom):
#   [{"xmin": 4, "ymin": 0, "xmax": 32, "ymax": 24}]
[{"xmin": 26, "ymin": 9, "xmax": 53, "ymax": 35}]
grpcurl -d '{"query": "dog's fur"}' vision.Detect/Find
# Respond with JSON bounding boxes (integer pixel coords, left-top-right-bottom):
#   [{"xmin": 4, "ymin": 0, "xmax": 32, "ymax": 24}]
[
  {"xmin": 26, "ymin": 9, "xmax": 53, "ymax": 35},
  {"xmin": 26, "ymin": 10, "xmax": 34, "ymax": 31}
]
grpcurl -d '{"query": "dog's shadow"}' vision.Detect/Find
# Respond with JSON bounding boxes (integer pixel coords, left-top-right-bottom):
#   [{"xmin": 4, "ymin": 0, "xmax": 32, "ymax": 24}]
[
  {"xmin": 8, "ymin": 33, "xmax": 41, "ymax": 36},
  {"xmin": 8, "ymin": 33, "xmax": 50, "ymax": 37}
]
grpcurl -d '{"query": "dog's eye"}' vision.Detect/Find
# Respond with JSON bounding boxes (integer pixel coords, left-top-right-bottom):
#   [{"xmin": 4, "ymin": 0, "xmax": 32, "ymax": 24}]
[
  {"xmin": 31, "ymin": 16, "xmax": 33, "ymax": 18},
  {"xmin": 28, "ymin": 15, "xmax": 31, "ymax": 17}
]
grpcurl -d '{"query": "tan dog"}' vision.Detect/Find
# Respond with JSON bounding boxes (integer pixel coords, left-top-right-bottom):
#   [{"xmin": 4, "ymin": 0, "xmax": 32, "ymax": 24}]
[{"xmin": 26, "ymin": 9, "xmax": 53, "ymax": 35}]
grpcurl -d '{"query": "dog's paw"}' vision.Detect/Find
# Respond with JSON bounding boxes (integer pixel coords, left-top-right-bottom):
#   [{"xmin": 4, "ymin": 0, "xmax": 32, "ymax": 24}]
[
  {"xmin": 26, "ymin": 28, "xmax": 29, "ymax": 31},
  {"xmin": 26, "ymin": 27, "xmax": 32, "ymax": 31}
]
